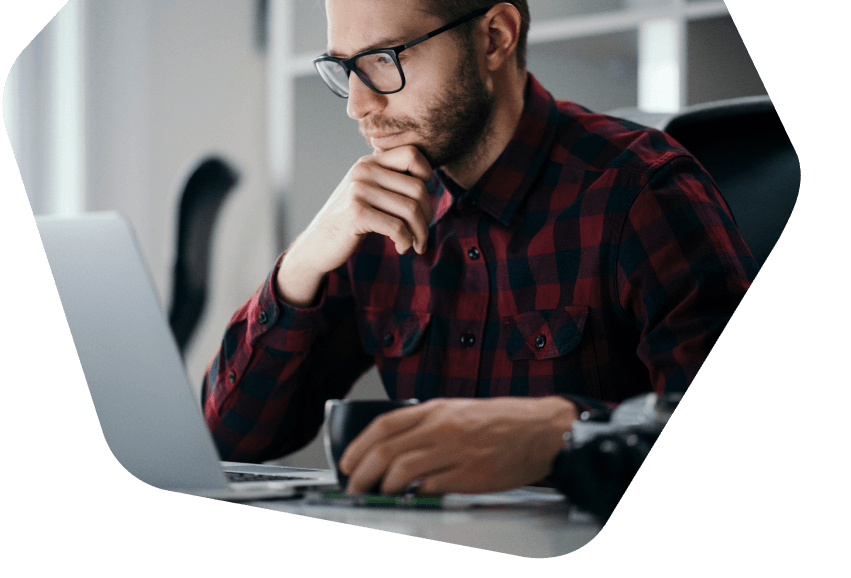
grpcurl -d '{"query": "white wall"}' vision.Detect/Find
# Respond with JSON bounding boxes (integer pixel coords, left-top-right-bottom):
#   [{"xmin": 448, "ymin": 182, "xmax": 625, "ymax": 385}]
[
  {"xmin": 83, "ymin": 0, "xmax": 277, "ymax": 396},
  {"xmin": 6, "ymin": 0, "xmax": 276, "ymax": 400}
]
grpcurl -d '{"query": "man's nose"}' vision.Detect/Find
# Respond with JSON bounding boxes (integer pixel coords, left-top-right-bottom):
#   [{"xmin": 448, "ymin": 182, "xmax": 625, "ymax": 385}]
[{"xmin": 346, "ymin": 73, "xmax": 386, "ymax": 120}]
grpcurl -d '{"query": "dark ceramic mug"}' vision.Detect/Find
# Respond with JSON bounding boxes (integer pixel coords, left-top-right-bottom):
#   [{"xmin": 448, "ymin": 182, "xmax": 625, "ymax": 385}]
[{"xmin": 323, "ymin": 398, "xmax": 419, "ymax": 491}]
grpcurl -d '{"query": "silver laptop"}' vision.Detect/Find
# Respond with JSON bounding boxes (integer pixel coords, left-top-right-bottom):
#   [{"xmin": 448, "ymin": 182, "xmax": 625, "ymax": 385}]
[{"xmin": 36, "ymin": 212, "xmax": 337, "ymax": 500}]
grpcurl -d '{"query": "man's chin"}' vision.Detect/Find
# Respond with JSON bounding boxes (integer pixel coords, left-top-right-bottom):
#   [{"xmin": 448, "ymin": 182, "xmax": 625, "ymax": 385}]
[{"xmin": 368, "ymin": 142, "xmax": 398, "ymax": 155}]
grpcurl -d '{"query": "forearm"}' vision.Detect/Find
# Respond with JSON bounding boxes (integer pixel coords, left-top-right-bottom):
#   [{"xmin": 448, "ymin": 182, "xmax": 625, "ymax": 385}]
[
  {"xmin": 202, "ymin": 256, "xmax": 370, "ymax": 462},
  {"xmin": 275, "ymin": 237, "xmax": 328, "ymax": 308}
]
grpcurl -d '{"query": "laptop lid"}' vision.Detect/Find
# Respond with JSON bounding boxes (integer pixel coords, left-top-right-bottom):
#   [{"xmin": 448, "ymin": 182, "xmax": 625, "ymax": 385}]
[{"xmin": 36, "ymin": 212, "xmax": 335, "ymax": 497}]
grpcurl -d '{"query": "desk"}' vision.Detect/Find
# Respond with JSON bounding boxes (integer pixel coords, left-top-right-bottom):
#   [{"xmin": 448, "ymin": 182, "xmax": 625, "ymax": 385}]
[{"xmin": 249, "ymin": 483, "xmax": 602, "ymax": 558}]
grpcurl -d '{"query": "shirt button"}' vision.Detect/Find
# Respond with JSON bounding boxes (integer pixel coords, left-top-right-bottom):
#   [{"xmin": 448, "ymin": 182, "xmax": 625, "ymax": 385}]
[
  {"xmin": 228, "ymin": 371, "xmax": 236, "ymax": 383},
  {"xmin": 535, "ymin": 335, "xmax": 547, "ymax": 349},
  {"xmin": 460, "ymin": 332, "xmax": 476, "ymax": 348},
  {"xmin": 467, "ymin": 247, "xmax": 480, "ymax": 260},
  {"xmin": 258, "ymin": 311, "xmax": 268, "ymax": 324},
  {"xmin": 383, "ymin": 333, "xmax": 395, "ymax": 347}
]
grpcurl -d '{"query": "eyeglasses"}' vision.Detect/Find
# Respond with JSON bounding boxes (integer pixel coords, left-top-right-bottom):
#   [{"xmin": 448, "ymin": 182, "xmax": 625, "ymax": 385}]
[{"xmin": 313, "ymin": 7, "xmax": 490, "ymax": 98}]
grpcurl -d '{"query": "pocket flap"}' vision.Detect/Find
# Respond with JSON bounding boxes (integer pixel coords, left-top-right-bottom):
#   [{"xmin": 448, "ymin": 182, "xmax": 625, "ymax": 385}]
[
  {"xmin": 357, "ymin": 308, "xmax": 432, "ymax": 357},
  {"xmin": 502, "ymin": 306, "xmax": 589, "ymax": 361}
]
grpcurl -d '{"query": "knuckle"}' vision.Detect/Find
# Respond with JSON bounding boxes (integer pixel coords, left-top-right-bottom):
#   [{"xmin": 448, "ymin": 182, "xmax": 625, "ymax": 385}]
[
  {"xmin": 373, "ymin": 445, "xmax": 393, "ymax": 466},
  {"xmin": 350, "ymin": 200, "xmax": 367, "ymax": 219},
  {"xmin": 386, "ymin": 458, "xmax": 414, "ymax": 484},
  {"xmin": 402, "ymin": 197, "xmax": 418, "ymax": 217},
  {"xmin": 370, "ymin": 416, "xmax": 389, "ymax": 437},
  {"xmin": 427, "ymin": 398, "xmax": 445, "ymax": 410},
  {"xmin": 352, "ymin": 161, "xmax": 373, "ymax": 180},
  {"xmin": 391, "ymin": 220, "xmax": 407, "ymax": 235},
  {"xmin": 414, "ymin": 180, "xmax": 428, "ymax": 199},
  {"xmin": 347, "ymin": 180, "xmax": 365, "ymax": 197},
  {"xmin": 383, "ymin": 473, "xmax": 408, "ymax": 494}
]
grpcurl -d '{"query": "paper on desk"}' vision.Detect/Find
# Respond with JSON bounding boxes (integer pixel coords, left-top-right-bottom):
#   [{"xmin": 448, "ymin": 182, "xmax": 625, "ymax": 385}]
[
  {"xmin": 303, "ymin": 487, "xmax": 565, "ymax": 509},
  {"xmin": 442, "ymin": 488, "xmax": 565, "ymax": 509}
]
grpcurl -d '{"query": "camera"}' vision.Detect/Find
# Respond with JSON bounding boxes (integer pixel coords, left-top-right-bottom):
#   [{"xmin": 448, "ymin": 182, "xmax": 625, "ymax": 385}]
[{"xmin": 549, "ymin": 392, "xmax": 683, "ymax": 521}]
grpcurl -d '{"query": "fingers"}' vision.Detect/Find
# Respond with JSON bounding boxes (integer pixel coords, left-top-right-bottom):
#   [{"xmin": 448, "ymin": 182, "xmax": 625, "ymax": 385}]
[
  {"xmin": 344, "ymin": 148, "xmax": 434, "ymax": 253},
  {"xmin": 340, "ymin": 405, "xmax": 436, "ymax": 494},
  {"xmin": 286, "ymin": 145, "xmax": 434, "ymax": 284},
  {"xmin": 347, "ymin": 179, "xmax": 431, "ymax": 254},
  {"xmin": 344, "ymin": 439, "xmax": 457, "ymax": 495},
  {"xmin": 365, "ymin": 146, "xmax": 434, "ymax": 224},
  {"xmin": 371, "ymin": 145, "xmax": 433, "ymax": 183},
  {"xmin": 357, "ymin": 162, "xmax": 435, "ymax": 226},
  {"xmin": 339, "ymin": 405, "xmax": 426, "ymax": 475}
]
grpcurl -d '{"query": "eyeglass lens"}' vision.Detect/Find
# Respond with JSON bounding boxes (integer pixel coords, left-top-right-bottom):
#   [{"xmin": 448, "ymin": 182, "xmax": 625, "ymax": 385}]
[{"xmin": 316, "ymin": 52, "xmax": 403, "ymax": 97}]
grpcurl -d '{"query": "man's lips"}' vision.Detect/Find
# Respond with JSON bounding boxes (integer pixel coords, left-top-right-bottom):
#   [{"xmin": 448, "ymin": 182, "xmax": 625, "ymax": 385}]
[
  {"xmin": 364, "ymin": 131, "xmax": 405, "ymax": 147},
  {"xmin": 362, "ymin": 118, "xmax": 416, "ymax": 142},
  {"xmin": 365, "ymin": 131, "xmax": 396, "ymax": 139}
]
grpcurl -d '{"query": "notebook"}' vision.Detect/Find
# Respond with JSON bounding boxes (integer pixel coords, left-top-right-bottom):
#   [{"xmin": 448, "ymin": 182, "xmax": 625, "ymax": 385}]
[{"xmin": 36, "ymin": 212, "xmax": 337, "ymax": 500}]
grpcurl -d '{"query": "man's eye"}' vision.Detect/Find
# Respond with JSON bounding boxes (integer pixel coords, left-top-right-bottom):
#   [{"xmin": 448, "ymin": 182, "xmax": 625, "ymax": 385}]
[{"xmin": 376, "ymin": 54, "xmax": 394, "ymax": 65}]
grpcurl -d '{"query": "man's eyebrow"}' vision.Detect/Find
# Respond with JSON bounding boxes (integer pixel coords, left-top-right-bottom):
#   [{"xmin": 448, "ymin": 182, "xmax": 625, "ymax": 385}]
[{"xmin": 327, "ymin": 34, "xmax": 411, "ymax": 58}]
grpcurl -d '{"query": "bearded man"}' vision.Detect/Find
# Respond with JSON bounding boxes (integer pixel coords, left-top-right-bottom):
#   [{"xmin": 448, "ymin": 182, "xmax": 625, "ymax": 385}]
[{"xmin": 201, "ymin": 0, "xmax": 756, "ymax": 496}]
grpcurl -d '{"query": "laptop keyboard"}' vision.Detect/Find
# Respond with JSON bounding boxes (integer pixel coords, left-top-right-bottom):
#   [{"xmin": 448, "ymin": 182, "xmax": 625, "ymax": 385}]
[{"xmin": 225, "ymin": 471, "xmax": 310, "ymax": 483}]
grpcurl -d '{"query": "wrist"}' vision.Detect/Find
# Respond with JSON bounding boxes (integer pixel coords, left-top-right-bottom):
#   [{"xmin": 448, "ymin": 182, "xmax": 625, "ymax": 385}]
[
  {"xmin": 543, "ymin": 395, "xmax": 579, "ymax": 433},
  {"xmin": 540, "ymin": 396, "xmax": 579, "ymax": 474},
  {"xmin": 275, "ymin": 249, "xmax": 326, "ymax": 308}
]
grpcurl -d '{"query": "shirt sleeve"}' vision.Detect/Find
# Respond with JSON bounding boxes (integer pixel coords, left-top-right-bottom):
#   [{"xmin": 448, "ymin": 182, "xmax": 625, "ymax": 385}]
[
  {"xmin": 542, "ymin": 154, "xmax": 754, "ymax": 502},
  {"xmin": 200, "ymin": 253, "xmax": 374, "ymax": 462},
  {"xmin": 616, "ymin": 153, "xmax": 758, "ymax": 395}
]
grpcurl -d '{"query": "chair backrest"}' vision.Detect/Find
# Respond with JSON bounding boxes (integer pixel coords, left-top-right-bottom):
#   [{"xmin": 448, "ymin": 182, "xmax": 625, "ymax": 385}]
[
  {"xmin": 662, "ymin": 97, "xmax": 799, "ymax": 270},
  {"xmin": 168, "ymin": 157, "xmax": 240, "ymax": 353},
  {"xmin": 611, "ymin": 96, "xmax": 799, "ymax": 270}
]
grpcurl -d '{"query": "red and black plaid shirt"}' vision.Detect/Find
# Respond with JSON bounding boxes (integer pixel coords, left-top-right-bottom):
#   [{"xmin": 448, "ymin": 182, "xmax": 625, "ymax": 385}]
[{"xmin": 202, "ymin": 75, "xmax": 757, "ymax": 462}]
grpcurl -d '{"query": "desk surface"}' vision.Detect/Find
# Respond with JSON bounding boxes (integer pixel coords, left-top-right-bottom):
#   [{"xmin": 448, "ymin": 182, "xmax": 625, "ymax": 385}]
[{"xmin": 249, "ymin": 486, "xmax": 602, "ymax": 558}]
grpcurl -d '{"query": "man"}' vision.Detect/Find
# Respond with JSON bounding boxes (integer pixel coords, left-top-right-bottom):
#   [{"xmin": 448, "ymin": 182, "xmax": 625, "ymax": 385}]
[{"xmin": 202, "ymin": 0, "xmax": 756, "ymax": 496}]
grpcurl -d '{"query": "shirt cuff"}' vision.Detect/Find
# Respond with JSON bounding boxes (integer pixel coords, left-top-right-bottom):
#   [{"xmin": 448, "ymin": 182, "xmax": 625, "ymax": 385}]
[
  {"xmin": 244, "ymin": 252, "xmax": 330, "ymax": 352},
  {"xmin": 560, "ymin": 394, "xmax": 615, "ymax": 423}
]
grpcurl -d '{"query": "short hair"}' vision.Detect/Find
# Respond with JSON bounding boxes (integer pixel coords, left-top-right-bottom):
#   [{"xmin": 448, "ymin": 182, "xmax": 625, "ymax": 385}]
[{"xmin": 420, "ymin": 1, "xmax": 530, "ymax": 69}]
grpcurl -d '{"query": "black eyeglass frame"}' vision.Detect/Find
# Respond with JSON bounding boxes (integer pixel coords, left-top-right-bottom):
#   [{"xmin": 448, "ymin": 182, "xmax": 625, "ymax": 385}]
[{"xmin": 313, "ymin": 7, "xmax": 490, "ymax": 98}]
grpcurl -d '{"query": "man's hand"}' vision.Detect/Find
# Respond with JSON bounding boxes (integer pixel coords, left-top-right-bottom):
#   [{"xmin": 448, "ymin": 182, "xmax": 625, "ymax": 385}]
[
  {"xmin": 276, "ymin": 146, "xmax": 434, "ymax": 307},
  {"xmin": 338, "ymin": 396, "xmax": 579, "ymax": 495}
]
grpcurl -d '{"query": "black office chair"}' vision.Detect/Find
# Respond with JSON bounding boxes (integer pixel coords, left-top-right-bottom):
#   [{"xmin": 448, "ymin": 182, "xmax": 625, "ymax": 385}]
[
  {"xmin": 612, "ymin": 96, "xmax": 800, "ymax": 270},
  {"xmin": 168, "ymin": 157, "xmax": 240, "ymax": 354},
  {"xmin": 556, "ymin": 98, "xmax": 801, "ymax": 520}
]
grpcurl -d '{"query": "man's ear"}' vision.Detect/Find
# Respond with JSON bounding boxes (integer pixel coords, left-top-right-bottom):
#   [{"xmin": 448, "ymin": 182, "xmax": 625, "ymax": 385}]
[{"xmin": 480, "ymin": 2, "xmax": 522, "ymax": 71}]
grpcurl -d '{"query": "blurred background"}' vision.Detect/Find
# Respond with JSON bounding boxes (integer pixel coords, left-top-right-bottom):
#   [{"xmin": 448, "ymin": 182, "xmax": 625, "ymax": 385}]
[{"xmin": 3, "ymin": 0, "xmax": 766, "ymax": 468}]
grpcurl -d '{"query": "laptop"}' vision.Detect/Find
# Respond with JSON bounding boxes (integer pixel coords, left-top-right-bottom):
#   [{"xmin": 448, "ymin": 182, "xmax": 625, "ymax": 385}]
[{"xmin": 35, "ymin": 212, "xmax": 338, "ymax": 500}]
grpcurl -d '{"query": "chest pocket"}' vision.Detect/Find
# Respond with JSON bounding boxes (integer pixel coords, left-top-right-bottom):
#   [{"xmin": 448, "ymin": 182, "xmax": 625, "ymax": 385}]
[
  {"xmin": 356, "ymin": 307, "xmax": 432, "ymax": 358},
  {"xmin": 501, "ymin": 306, "xmax": 589, "ymax": 361}
]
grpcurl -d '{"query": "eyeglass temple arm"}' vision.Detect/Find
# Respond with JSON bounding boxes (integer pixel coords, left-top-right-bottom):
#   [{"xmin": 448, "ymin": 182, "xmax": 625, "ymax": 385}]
[{"xmin": 396, "ymin": 7, "xmax": 490, "ymax": 52}]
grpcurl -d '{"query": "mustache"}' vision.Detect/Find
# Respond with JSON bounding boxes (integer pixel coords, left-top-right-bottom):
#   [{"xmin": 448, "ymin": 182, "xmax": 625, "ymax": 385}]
[{"xmin": 359, "ymin": 115, "xmax": 419, "ymax": 136}]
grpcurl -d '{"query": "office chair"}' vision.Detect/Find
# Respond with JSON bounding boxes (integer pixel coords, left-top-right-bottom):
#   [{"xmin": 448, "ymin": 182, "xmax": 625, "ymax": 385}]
[
  {"xmin": 168, "ymin": 157, "xmax": 240, "ymax": 354},
  {"xmin": 612, "ymin": 96, "xmax": 800, "ymax": 270},
  {"xmin": 556, "ymin": 98, "xmax": 801, "ymax": 520}
]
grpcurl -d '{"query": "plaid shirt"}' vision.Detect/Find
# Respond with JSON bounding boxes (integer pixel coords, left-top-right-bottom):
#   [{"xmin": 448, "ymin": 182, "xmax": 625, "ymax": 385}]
[{"xmin": 202, "ymin": 74, "xmax": 757, "ymax": 462}]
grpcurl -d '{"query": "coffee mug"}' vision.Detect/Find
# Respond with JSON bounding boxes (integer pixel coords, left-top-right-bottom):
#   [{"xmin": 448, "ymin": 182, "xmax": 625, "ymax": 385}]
[{"xmin": 323, "ymin": 398, "xmax": 419, "ymax": 491}]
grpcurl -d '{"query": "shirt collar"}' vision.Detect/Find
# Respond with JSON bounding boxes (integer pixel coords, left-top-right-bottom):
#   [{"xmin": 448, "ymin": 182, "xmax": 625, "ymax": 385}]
[{"xmin": 430, "ymin": 73, "xmax": 560, "ymax": 226}]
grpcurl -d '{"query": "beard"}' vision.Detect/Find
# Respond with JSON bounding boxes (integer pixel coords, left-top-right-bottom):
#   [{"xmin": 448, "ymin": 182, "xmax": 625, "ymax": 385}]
[{"xmin": 359, "ymin": 46, "xmax": 496, "ymax": 172}]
